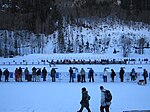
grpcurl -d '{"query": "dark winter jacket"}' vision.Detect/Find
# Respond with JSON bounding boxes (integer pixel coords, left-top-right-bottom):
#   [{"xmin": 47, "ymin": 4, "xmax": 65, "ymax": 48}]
[
  {"xmin": 32, "ymin": 67, "xmax": 37, "ymax": 75},
  {"xmin": 89, "ymin": 69, "xmax": 94, "ymax": 75},
  {"xmin": 119, "ymin": 68, "xmax": 125, "ymax": 78},
  {"xmin": 42, "ymin": 68, "xmax": 47, "ymax": 76},
  {"xmin": 18, "ymin": 67, "xmax": 22, "ymax": 75},
  {"xmin": 3, "ymin": 69, "xmax": 9, "ymax": 77},
  {"xmin": 37, "ymin": 69, "xmax": 41, "ymax": 76},
  {"xmin": 143, "ymin": 70, "xmax": 148, "ymax": 78},
  {"xmin": 69, "ymin": 68, "xmax": 73, "ymax": 75},
  {"xmin": 0, "ymin": 69, "xmax": 2, "ymax": 76},
  {"xmin": 24, "ymin": 68, "xmax": 29, "ymax": 75},
  {"xmin": 111, "ymin": 70, "xmax": 116, "ymax": 78},
  {"xmin": 80, "ymin": 91, "xmax": 90, "ymax": 107},
  {"xmin": 51, "ymin": 68, "xmax": 56, "ymax": 77}
]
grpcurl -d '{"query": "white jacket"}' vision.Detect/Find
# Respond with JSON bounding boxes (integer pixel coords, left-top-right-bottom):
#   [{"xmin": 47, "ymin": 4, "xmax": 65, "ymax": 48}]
[{"xmin": 103, "ymin": 70, "xmax": 108, "ymax": 76}]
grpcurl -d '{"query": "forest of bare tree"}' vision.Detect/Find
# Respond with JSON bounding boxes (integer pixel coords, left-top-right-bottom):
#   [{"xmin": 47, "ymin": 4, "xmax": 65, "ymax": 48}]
[{"xmin": 0, "ymin": 0, "xmax": 150, "ymax": 35}]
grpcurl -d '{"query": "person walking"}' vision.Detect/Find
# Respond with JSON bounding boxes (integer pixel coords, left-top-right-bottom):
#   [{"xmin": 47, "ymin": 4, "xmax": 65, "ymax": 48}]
[
  {"xmin": 100, "ymin": 86, "xmax": 111, "ymax": 112},
  {"xmin": 110, "ymin": 69, "xmax": 116, "ymax": 82},
  {"xmin": 3, "ymin": 69, "xmax": 9, "ymax": 82},
  {"xmin": 89, "ymin": 68, "xmax": 94, "ymax": 82},
  {"xmin": 0, "ymin": 69, "xmax": 2, "ymax": 81},
  {"xmin": 80, "ymin": 68, "xmax": 86, "ymax": 83},
  {"xmin": 51, "ymin": 68, "xmax": 56, "ymax": 82},
  {"xmin": 69, "ymin": 67, "xmax": 74, "ymax": 82},
  {"xmin": 119, "ymin": 67, "xmax": 125, "ymax": 82},
  {"xmin": 77, "ymin": 87, "xmax": 91, "ymax": 112},
  {"xmin": 103, "ymin": 68, "xmax": 108, "ymax": 82},
  {"xmin": 42, "ymin": 67, "xmax": 47, "ymax": 81},
  {"xmin": 143, "ymin": 69, "xmax": 148, "ymax": 84}
]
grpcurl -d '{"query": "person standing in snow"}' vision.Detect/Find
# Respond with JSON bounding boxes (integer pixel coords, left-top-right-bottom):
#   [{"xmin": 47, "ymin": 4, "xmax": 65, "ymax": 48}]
[
  {"xmin": 130, "ymin": 68, "xmax": 137, "ymax": 81},
  {"xmin": 51, "ymin": 68, "xmax": 56, "ymax": 82},
  {"xmin": 0, "ymin": 68, "xmax": 2, "ymax": 81},
  {"xmin": 75, "ymin": 67, "xmax": 80, "ymax": 82},
  {"xmin": 110, "ymin": 69, "xmax": 116, "ymax": 82},
  {"xmin": 119, "ymin": 67, "xmax": 125, "ymax": 82},
  {"xmin": 36, "ymin": 68, "xmax": 41, "ymax": 82},
  {"xmin": 77, "ymin": 87, "xmax": 91, "ymax": 112},
  {"xmin": 69, "ymin": 67, "xmax": 74, "ymax": 82},
  {"xmin": 103, "ymin": 68, "xmax": 108, "ymax": 82},
  {"xmin": 100, "ymin": 86, "xmax": 111, "ymax": 112},
  {"xmin": 3, "ymin": 69, "xmax": 9, "ymax": 82},
  {"xmin": 143, "ymin": 69, "xmax": 148, "ymax": 84},
  {"xmin": 15, "ymin": 68, "xmax": 19, "ymax": 82},
  {"xmin": 32, "ymin": 67, "xmax": 37, "ymax": 82},
  {"xmin": 24, "ymin": 67, "xmax": 29, "ymax": 81},
  {"xmin": 42, "ymin": 67, "xmax": 47, "ymax": 81},
  {"xmin": 89, "ymin": 68, "xmax": 94, "ymax": 82},
  {"xmin": 18, "ymin": 67, "xmax": 22, "ymax": 82},
  {"xmin": 80, "ymin": 68, "xmax": 86, "ymax": 83}
]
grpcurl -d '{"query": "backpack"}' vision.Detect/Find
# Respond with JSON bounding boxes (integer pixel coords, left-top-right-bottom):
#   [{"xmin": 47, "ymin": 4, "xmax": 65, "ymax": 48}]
[
  {"xmin": 87, "ymin": 94, "xmax": 91, "ymax": 101},
  {"xmin": 104, "ymin": 90, "xmax": 112, "ymax": 102}
]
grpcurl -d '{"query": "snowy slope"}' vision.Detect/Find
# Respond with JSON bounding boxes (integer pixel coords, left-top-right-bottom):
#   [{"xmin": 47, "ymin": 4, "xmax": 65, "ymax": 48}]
[{"xmin": 43, "ymin": 18, "xmax": 150, "ymax": 54}]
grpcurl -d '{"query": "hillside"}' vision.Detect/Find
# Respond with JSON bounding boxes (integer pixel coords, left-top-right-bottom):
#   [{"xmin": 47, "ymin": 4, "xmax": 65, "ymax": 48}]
[{"xmin": 0, "ymin": 17, "xmax": 150, "ymax": 58}]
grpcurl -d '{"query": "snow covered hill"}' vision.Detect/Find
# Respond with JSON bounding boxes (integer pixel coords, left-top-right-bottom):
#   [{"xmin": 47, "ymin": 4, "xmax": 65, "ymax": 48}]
[{"xmin": 0, "ymin": 18, "xmax": 150, "ymax": 57}]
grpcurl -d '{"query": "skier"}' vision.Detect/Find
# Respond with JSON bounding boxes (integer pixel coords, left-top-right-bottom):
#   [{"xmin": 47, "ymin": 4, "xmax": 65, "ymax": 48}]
[
  {"xmin": 110, "ymin": 69, "xmax": 116, "ymax": 82},
  {"xmin": 42, "ymin": 67, "xmax": 47, "ymax": 81},
  {"xmin": 119, "ymin": 67, "xmax": 125, "ymax": 82},
  {"xmin": 51, "ymin": 68, "xmax": 56, "ymax": 82},
  {"xmin": 3, "ymin": 69, "xmax": 9, "ymax": 82},
  {"xmin": 0, "ymin": 68, "xmax": 2, "ymax": 81},
  {"xmin": 69, "ymin": 67, "xmax": 74, "ymax": 82},
  {"xmin": 100, "ymin": 86, "xmax": 111, "ymax": 112},
  {"xmin": 89, "ymin": 68, "xmax": 94, "ymax": 82},
  {"xmin": 77, "ymin": 87, "xmax": 91, "ymax": 112}
]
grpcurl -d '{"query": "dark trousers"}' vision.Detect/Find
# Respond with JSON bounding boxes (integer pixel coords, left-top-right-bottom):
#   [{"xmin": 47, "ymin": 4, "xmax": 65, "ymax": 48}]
[
  {"xmin": 43, "ymin": 75, "xmax": 46, "ymax": 81},
  {"xmin": 120, "ymin": 77, "xmax": 124, "ymax": 82},
  {"xmin": 69, "ymin": 74, "xmax": 74, "ymax": 82},
  {"xmin": 81, "ymin": 75, "xmax": 86, "ymax": 82},
  {"xmin": 100, "ymin": 105, "xmax": 110, "ymax": 112},
  {"xmin": 0, "ymin": 75, "xmax": 1, "ymax": 81},
  {"xmin": 89, "ymin": 74, "xmax": 94, "ymax": 82},
  {"xmin": 52, "ymin": 76, "xmax": 56, "ymax": 82},
  {"xmin": 78, "ymin": 105, "xmax": 91, "ymax": 112},
  {"xmin": 103, "ymin": 76, "xmax": 107, "ymax": 82},
  {"xmin": 111, "ymin": 77, "xmax": 114, "ymax": 82},
  {"xmin": 5, "ymin": 76, "xmax": 9, "ymax": 82},
  {"xmin": 144, "ymin": 77, "xmax": 147, "ymax": 84},
  {"xmin": 77, "ymin": 75, "xmax": 81, "ymax": 82}
]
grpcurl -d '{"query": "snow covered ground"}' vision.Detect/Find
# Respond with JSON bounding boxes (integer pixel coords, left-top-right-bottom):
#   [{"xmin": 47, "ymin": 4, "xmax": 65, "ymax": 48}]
[
  {"xmin": 0, "ymin": 53, "xmax": 150, "ymax": 112},
  {"xmin": 0, "ymin": 81, "xmax": 150, "ymax": 112}
]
